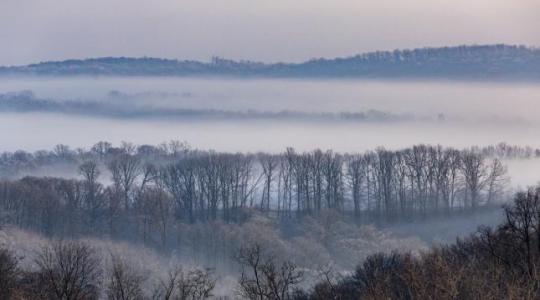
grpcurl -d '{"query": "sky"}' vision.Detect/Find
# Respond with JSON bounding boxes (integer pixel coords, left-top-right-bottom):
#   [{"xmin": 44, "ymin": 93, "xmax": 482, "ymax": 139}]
[{"xmin": 0, "ymin": 0, "xmax": 539, "ymax": 66}]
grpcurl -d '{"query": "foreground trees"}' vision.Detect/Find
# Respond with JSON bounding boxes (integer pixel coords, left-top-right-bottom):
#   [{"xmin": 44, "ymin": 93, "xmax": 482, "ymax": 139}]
[
  {"xmin": 0, "ymin": 248, "xmax": 19, "ymax": 299},
  {"xmin": 3, "ymin": 241, "xmax": 102, "ymax": 299},
  {"xmin": 236, "ymin": 244, "xmax": 303, "ymax": 300},
  {"xmin": 153, "ymin": 267, "xmax": 215, "ymax": 300},
  {"xmin": 107, "ymin": 256, "xmax": 146, "ymax": 300},
  {"xmin": 33, "ymin": 241, "xmax": 102, "ymax": 300},
  {"xmin": 299, "ymin": 186, "xmax": 540, "ymax": 300},
  {"xmin": 1, "ymin": 186, "xmax": 540, "ymax": 298},
  {"xmin": 1, "ymin": 241, "xmax": 215, "ymax": 300}
]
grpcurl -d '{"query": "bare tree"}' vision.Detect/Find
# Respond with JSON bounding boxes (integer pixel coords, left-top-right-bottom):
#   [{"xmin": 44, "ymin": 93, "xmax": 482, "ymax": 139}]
[
  {"xmin": 260, "ymin": 154, "xmax": 278, "ymax": 212},
  {"xmin": 502, "ymin": 190, "xmax": 540, "ymax": 278},
  {"xmin": 322, "ymin": 151, "xmax": 344, "ymax": 211},
  {"xmin": 153, "ymin": 266, "xmax": 215, "ymax": 300},
  {"xmin": 108, "ymin": 153, "xmax": 141, "ymax": 209},
  {"xmin": 346, "ymin": 155, "xmax": 365, "ymax": 217},
  {"xmin": 236, "ymin": 243, "xmax": 303, "ymax": 300},
  {"xmin": 35, "ymin": 240, "xmax": 102, "ymax": 300},
  {"xmin": 178, "ymin": 269, "xmax": 215, "ymax": 300},
  {"xmin": 486, "ymin": 158, "xmax": 508, "ymax": 205},
  {"xmin": 461, "ymin": 150, "xmax": 488, "ymax": 210},
  {"xmin": 107, "ymin": 255, "xmax": 146, "ymax": 300},
  {"xmin": 140, "ymin": 162, "xmax": 159, "ymax": 191},
  {"xmin": 0, "ymin": 248, "xmax": 19, "ymax": 299},
  {"xmin": 91, "ymin": 141, "xmax": 112, "ymax": 160},
  {"xmin": 79, "ymin": 160, "xmax": 104, "ymax": 230},
  {"xmin": 134, "ymin": 187, "xmax": 173, "ymax": 246}
]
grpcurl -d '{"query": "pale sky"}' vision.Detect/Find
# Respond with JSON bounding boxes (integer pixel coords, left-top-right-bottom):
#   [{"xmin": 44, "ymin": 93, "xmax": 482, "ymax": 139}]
[{"xmin": 1, "ymin": 0, "xmax": 539, "ymax": 66}]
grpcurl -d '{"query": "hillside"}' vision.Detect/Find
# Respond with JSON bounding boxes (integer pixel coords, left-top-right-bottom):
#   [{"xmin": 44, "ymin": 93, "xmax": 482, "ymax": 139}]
[{"xmin": 1, "ymin": 44, "xmax": 539, "ymax": 79}]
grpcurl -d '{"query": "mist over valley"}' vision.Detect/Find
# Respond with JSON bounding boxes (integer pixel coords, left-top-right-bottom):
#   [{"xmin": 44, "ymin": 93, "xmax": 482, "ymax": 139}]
[{"xmin": 1, "ymin": 1, "xmax": 540, "ymax": 296}]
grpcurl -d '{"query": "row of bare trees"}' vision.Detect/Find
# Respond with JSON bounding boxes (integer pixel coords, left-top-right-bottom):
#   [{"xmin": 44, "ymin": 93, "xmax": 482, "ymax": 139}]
[
  {"xmin": 0, "ymin": 145, "xmax": 508, "ymax": 241},
  {"xmin": 0, "ymin": 141, "xmax": 532, "ymax": 179},
  {"xmin": 107, "ymin": 144, "xmax": 508, "ymax": 221}
]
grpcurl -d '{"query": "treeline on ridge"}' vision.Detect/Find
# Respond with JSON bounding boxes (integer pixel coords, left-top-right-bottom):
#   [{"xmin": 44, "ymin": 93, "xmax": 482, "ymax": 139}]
[
  {"xmin": 0, "ymin": 90, "xmax": 414, "ymax": 122},
  {"xmin": 1, "ymin": 44, "xmax": 539, "ymax": 79}
]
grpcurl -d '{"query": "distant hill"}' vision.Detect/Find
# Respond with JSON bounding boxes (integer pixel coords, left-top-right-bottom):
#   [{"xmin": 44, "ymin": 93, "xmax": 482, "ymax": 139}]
[{"xmin": 1, "ymin": 44, "xmax": 539, "ymax": 80}]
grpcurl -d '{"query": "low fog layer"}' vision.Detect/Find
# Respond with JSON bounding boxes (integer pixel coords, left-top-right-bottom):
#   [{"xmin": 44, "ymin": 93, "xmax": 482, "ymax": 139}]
[
  {"xmin": 1, "ymin": 78, "xmax": 540, "ymax": 119},
  {"xmin": 0, "ymin": 90, "xmax": 418, "ymax": 122},
  {"xmin": 1, "ymin": 78, "xmax": 540, "ymax": 153},
  {"xmin": 2, "ymin": 113, "xmax": 540, "ymax": 154}
]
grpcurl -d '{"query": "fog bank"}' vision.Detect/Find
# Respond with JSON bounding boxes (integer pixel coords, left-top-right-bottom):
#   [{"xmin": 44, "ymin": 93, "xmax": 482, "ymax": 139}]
[{"xmin": 1, "ymin": 78, "xmax": 540, "ymax": 153}]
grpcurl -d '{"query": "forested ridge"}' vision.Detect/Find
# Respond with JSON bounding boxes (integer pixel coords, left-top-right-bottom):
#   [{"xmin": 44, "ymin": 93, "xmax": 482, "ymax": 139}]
[{"xmin": 1, "ymin": 45, "xmax": 539, "ymax": 79}]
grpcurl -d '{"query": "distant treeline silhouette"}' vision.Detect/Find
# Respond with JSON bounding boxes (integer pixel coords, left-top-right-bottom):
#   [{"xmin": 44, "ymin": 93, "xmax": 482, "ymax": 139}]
[
  {"xmin": 1, "ymin": 44, "xmax": 539, "ymax": 79},
  {"xmin": 0, "ymin": 90, "xmax": 416, "ymax": 122}
]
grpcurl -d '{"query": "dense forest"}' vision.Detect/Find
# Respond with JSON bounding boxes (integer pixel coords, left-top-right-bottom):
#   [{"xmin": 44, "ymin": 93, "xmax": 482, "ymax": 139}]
[
  {"xmin": 1, "ymin": 45, "xmax": 539, "ymax": 79},
  {"xmin": 0, "ymin": 141, "xmax": 538, "ymax": 299},
  {"xmin": 1, "ymin": 181, "xmax": 539, "ymax": 299},
  {"xmin": 296, "ymin": 187, "xmax": 540, "ymax": 299}
]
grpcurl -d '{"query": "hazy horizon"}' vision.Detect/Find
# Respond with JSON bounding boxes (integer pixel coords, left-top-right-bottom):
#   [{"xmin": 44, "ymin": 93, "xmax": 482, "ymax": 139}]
[{"xmin": 1, "ymin": 0, "xmax": 539, "ymax": 66}]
